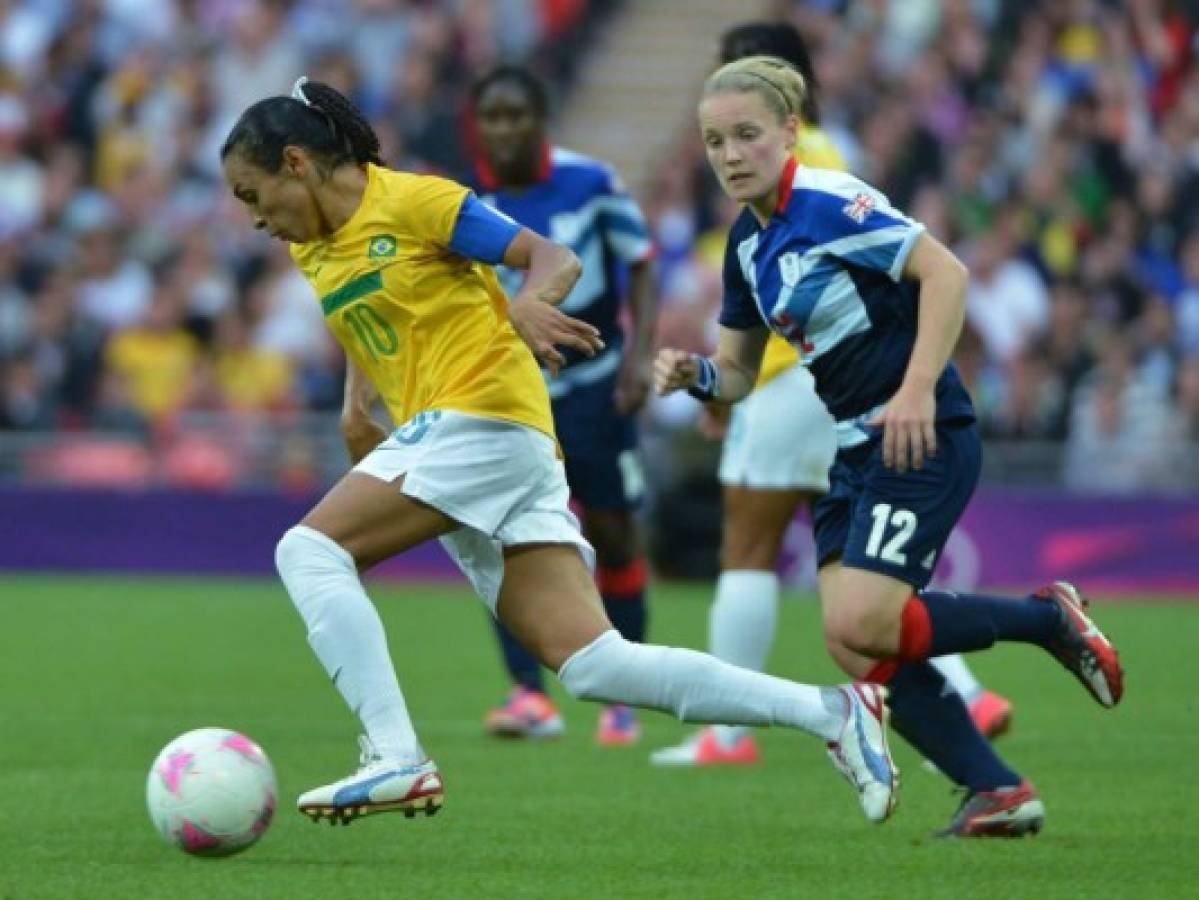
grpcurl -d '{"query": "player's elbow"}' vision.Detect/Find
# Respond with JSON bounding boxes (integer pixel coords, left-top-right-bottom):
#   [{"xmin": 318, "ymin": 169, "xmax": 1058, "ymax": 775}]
[{"xmin": 945, "ymin": 255, "xmax": 969, "ymax": 291}]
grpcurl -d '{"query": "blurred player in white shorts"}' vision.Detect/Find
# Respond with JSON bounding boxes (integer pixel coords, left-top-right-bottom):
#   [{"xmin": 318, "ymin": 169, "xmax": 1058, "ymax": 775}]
[{"xmin": 650, "ymin": 20, "xmax": 1013, "ymax": 769}]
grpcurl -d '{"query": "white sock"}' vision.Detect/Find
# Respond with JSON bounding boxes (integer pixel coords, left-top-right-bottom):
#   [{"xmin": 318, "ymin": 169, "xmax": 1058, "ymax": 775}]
[
  {"xmin": 558, "ymin": 630, "xmax": 846, "ymax": 741},
  {"xmin": 710, "ymin": 570, "xmax": 778, "ymax": 670},
  {"xmin": 709, "ymin": 570, "xmax": 779, "ymax": 745},
  {"xmin": 275, "ymin": 525, "xmax": 425, "ymax": 765},
  {"xmin": 931, "ymin": 654, "xmax": 983, "ymax": 704}
]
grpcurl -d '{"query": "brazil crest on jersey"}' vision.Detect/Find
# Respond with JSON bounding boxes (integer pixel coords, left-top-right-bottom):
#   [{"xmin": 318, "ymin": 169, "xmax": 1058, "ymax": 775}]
[
  {"xmin": 473, "ymin": 146, "xmax": 653, "ymax": 396},
  {"xmin": 719, "ymin": 157, "xmax": 975, "ymax": 448},
  {"xmin": 290, "ymin": 164, "xmax": 555, "ymax": 440}
]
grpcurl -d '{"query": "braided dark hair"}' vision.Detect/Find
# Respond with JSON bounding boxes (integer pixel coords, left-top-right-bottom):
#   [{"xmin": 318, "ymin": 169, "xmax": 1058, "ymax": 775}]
[
  {"xmin": 220, "ymin": 77, "xmax": 382, "ymax": 174},
  {"xmin": 470, "ymin": 65, "xmax": 550, "ymax": 119},
  {"xmin": 720, "ymin": 22, "xmax": 821, "ymax": 124}
]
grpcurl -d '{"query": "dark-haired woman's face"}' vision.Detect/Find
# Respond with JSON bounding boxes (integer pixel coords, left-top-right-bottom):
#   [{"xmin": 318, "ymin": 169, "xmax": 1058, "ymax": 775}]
[
  {"xmin": 476, "ymin": 81, "xmax": 544, "ymax": 182},
  {"xmin": 223, "ymin": 149, "xmax": 322, "ymax": 243}
]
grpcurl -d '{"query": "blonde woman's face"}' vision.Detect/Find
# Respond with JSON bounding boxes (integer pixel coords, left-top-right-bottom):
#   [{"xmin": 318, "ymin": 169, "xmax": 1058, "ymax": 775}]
[{"xmin": 699, "ymin": 90, "xmax": 795, "ymax": 206}]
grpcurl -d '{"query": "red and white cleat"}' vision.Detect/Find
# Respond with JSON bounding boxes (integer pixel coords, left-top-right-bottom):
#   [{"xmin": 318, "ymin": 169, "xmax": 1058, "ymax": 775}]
[
  {"xmin": 484, "ymin": 687, "xmax": 565, "ymax": 740},
  {"xmin": 969, "ymin": 690, "xmax": 1014, "ymax": 740},
  {"xmin": 1034, "ymin": 581, "xmax": 1124, "ymax": 708},
  {"xmin": 298, "ymin": 736, "xmax": 443, "ymax": 826},
  {"xmin": 649, "ymin": 727, "xmax": 761, "ymax": 767},
  {"xmin": 826, "ymin": 682, "xmax": 900, "ymax": 824},
  {"xmin": 939, "ymin": 780, "xmax": 1045, "ymax": 838}
]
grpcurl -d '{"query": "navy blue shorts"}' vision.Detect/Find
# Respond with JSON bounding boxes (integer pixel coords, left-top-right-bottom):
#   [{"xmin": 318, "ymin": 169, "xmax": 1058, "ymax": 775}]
[
  {"xmin": 553, "ymin": 372, "xmax": 642, "ymax": 512},
  {"xmin": 812, "ymin": 419, "xmax": 981, "ymax": 589}
]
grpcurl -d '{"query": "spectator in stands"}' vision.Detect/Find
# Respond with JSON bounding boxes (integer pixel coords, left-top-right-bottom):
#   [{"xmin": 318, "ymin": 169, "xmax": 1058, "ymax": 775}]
[
  {"xmin": 964, "ymin": 206, "xmax": 1051, "ymax": 365},
  {"xmin": 212, "ymin": 308, "xmax": 295, "ymax": 413},
  {"xmin": 0, "ymin": 352, "xmax": 53, "ymax": 429},
  {"xmin": 0, "ymin": 93, "xmax": 41, "ymax": 235},
  {"xmin": 103, "ymin": 283, "xmax": 199, "ymax": 423},
  {"xmin": 0, "ymin": 0, "xmax": 1195, "ymax": 496}
]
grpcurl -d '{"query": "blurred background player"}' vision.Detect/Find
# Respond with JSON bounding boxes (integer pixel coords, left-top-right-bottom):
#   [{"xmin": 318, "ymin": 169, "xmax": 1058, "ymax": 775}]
[
  {"xmin": 470, "ymin": 65, "xmax": 659, "ymax": 746},
  {"xmin": 652, "ymin": 21, "xmax": 1012, "ymax": 769}
]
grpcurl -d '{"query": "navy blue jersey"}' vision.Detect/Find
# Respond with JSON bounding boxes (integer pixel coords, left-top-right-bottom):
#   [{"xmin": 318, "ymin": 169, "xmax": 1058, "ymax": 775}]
[
  {"xmin": 718, "ymin": 159, "xmax": 974, "ymax": 447},
  {"xmin": 473, "ymin": 146, "xmax": 653, "ymax": 390}
]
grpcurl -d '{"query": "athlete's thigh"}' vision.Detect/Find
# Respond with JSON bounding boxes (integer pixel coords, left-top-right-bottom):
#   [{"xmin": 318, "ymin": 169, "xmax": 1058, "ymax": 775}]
[
  {"xmin": 496, "ymin": 544, "xmax": 611, "ymax": 671},
  {"xmin": 822, "ymin": 563, "xmax": 913, "ymax": 650},
  {"xmin": 815, "ymin": 421, "xmax": 980, "ymax": 651},
  {"xmin": 844, "ymin": 420, "xmax": 981, "ymax": 590},
  {"xmin": 302, "ymin": 471, "xmax": 456, "ymax": 570},
  {"xmin": 720, "ymin": 485, "xmax": 811, "ymax": 571}
]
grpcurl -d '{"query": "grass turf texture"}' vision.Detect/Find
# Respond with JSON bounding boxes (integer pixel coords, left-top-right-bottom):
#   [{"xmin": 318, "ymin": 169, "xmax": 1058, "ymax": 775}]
[{"xmin": 1, "ymin": 575, "xmax": 1193, "ymax": 900}]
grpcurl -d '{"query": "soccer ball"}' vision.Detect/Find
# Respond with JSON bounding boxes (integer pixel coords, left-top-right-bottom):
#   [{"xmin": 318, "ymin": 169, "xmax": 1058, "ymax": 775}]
[{"xmin": 146, "ymin": 727, "xmax": 277, "ymax": 857}]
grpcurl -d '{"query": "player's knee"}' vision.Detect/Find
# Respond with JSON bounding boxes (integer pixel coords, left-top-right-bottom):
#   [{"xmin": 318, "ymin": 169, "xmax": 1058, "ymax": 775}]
[
  {"xmin": 823, "ymin": 606, "xmax": 898, "ymax": 658},
  {"xmin": 274, "ymin": 527, "xmax": 307, "ymax": 578},
  {"xmin": 592, "ymin": 536, "xmax": 635, "ymax": 570},
  {"xmin": 585, "ymin": 516, "xmax": 638, "ymax": 568},
  {"xmin": 823, "ymin": 634, "xmax": 868, "ymax": 678},
  {"xmin": 275, "ymin": 525, "xmax": 351, "ymax": 580}
]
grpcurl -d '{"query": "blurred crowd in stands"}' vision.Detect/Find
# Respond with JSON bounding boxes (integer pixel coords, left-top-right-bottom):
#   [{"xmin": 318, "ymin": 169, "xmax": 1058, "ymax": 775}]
[
  {"xmin": 0, "ymin": 0, "xmax": 1197, "ymax": 493},
  {"xmin": 650, "ymin": 0, "xmax": 1199, "ymax": 493}
]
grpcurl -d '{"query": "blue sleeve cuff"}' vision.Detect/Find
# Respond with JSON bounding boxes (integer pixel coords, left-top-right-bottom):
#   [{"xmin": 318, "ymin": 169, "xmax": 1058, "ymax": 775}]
[
  {"xmin": 448, "ymin": 194, "xmax": 522, "ymax": 265},
  {"xmin": 686, "ymin": 355, "xmax": 721, "ymax": 401}
]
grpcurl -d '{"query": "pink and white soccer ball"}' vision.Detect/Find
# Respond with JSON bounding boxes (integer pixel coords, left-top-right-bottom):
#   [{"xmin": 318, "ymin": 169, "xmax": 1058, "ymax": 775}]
[{"xmin": 146, "ymin": 727, "xmax": 277, "ymax": 857}]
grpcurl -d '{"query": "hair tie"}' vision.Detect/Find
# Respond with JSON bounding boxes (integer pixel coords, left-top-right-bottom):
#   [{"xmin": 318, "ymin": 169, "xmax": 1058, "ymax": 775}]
[{"xmin": 291, "ymin": 76, "xmax": 311, "ymax": 106}]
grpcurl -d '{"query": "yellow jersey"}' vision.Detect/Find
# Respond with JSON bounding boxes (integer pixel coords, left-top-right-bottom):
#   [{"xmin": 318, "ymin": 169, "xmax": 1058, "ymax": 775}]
[
  {"xmin": 290, "ymin": 164, "xmax": 555, "ymax": 440},
  {"xmin": 756, "ymin": 125, "xmax": 848, "ymax": 386}
]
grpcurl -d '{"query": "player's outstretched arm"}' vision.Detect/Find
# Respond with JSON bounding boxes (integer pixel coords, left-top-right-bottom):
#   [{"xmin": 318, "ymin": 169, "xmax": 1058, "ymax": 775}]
[
  {"xmin": 339, "ymin": 358, "xmax": 388, "ymax": 465},
  {"xmin": 504, "ymin": 228, "xmax": 603, "ymax": 375},
  {"xmin": 654, "ymin": 325, "xmax": 768, "ymax": 404}
]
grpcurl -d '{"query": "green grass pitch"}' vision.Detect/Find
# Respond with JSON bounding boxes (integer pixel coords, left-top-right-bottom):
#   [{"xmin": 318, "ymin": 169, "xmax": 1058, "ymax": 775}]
[{"xmin": 1, "ymin": 575, "xmax": 1195, "ymax": 899}]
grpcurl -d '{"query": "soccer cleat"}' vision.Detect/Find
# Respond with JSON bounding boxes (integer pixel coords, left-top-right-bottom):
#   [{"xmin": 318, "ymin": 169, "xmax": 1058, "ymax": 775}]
[
  {"xmin": 969, "ymin": 690, "xmax": 1014, "ymax": 740},
  {"xmin": 649, "ymin": 727, "xmax": 761, "ymax": 767},
  {"xmin": 826, "ymin": 682, "xmax": 899, "ymax": 823},
  {"xmin": 939, "ymin": 780, "xmax": 1045, "ymax": 838},
  {"xmin": 298, "ymin": 736, "xmax": 443, "ymax": 826},
  {"xmin": 1034, "ymin": 581, "xmax": 1124, "ymax": 708},
  {"xmin": 596, "ymin": 704, "xmax": 641, "ymax": 746},
  {"xmin": 484, "ymin": 687, "xmax": 565, "ymax": 740}
]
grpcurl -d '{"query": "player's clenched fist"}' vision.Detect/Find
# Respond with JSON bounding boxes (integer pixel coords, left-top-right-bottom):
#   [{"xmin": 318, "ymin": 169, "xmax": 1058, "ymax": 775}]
[{"xmin": 654, "ymin": 349, "xmax": 700, "ymax": 395}]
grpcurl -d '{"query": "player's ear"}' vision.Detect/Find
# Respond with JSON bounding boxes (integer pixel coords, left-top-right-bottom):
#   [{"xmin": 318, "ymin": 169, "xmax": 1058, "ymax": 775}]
[
  {"xmin": 782, "ymin": 114, "xmax": 799, "ymax": 151},
  {"xmin": 281, "ymin": 145, "xmax": 308, "ymax": 179}
]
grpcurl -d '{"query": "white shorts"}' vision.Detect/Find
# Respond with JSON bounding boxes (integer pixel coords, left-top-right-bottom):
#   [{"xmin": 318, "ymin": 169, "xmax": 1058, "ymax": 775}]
[
  {"xmin": 719, "ymin": 364, "xmax": 836, "ymax": 492},
  {"xmin": 354, "ymin": 410, "xmax": 595, "ymax": 613}
]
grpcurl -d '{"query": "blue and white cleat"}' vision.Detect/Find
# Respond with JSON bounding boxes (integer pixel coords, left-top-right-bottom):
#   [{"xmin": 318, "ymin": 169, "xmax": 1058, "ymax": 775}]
[
  {"xmin": 298, "ymin": 736, "xmax": 444, "ymax": 826},
  {"xmin": 826, "ymin": 683, "xmax": 899, "ymax": 823}
]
